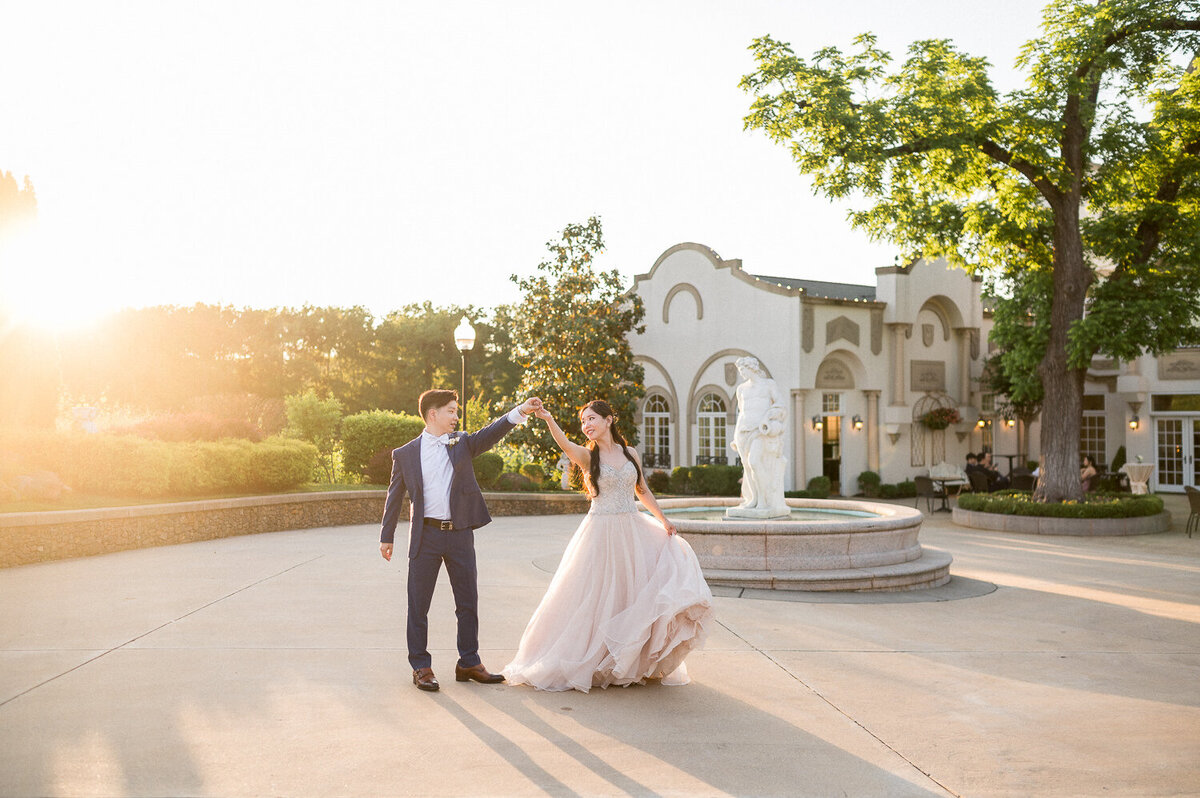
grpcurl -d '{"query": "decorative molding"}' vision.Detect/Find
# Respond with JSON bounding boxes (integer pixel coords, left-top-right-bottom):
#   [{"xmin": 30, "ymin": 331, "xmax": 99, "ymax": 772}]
[
  {"xmin": 724, "ymin": 362, "xmax": 738, "ymax": 386},
  {"xmin": 826, "ymin": 315, "xmax": 860, "ymax": 347},
  {"xmin": 662, "ymin": 282, "xmax": 704, "ymax": 324},
  {"xmin": 632, "ymin": 355, "xmax": 680, "ymax": 424},
  {"xmin": 1158, "ymin": 351, "xmax": 1200, "ymax": 381},
  {"xmin": 921, "ymin": 323, "xmax": 934, "ymax": 347},
  {"xmin": 802, "ymin": 304, "xmax": 814, "ymax": 353},
  {"xmin": 870, "ymin": 309, "xmax": 883, "ymax": 355},
  {"xmin": 815, "ymin": 358, "xmax": 855, "ymax": 389},
  {"xmin": 911, "ymin": 361, "xmax": 947, "ymax": 393},
  {"xmin": 686, "ymin": 349, "xmax": 769, "ymax": 425}
]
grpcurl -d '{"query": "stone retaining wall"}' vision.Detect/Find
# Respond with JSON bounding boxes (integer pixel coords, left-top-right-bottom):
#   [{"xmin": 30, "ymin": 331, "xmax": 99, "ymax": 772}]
[
  {"xmin": 0, "ymin": 491, "xmax": 588, "ymax": 568},
  {"xmin": 951, "ymin": 506, "xmax": 1172, "ymax": 536}
]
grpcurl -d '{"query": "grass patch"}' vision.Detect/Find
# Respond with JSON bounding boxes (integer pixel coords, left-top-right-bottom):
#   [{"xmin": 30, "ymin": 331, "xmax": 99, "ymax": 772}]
[{"xmin": 956, "ymin": 490, "xmax": 1163, "ymax": 519}]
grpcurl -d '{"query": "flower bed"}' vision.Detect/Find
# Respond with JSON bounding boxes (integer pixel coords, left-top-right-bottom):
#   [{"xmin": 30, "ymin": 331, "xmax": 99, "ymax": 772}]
[{"xmin": 956, "ymin": 490, "xmax": 1162, "ymax": 518}]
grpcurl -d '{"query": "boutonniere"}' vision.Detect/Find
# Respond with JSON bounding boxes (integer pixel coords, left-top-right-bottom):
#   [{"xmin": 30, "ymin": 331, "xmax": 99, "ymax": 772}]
[{"xmin": 446, "ymin": 433, "xmax": 462, "ymax": 449}]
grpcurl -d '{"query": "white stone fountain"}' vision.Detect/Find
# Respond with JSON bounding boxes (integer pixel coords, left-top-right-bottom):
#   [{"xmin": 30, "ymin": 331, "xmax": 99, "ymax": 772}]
[{"xmin": 660, "ymin": 357, "xmax": 952, "ymax": 592}]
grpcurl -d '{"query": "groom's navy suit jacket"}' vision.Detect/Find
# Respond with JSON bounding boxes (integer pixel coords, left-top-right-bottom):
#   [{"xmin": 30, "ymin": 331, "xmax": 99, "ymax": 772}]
[{"xmin": 379, "ymin": 414, "xmax": 517, "ymax": 559}]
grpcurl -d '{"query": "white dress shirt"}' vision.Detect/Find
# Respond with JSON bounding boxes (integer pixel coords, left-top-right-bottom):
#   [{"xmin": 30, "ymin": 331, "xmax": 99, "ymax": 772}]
[{"xmin": 419, "ymin": 406, "xmax": 528, "ymax": 520}]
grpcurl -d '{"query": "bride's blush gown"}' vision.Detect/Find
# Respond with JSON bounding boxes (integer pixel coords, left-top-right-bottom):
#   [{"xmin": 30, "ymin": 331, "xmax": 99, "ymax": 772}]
[{"xmin": 503, "ymin": 460, "xmax": 714, "ymax": 692}]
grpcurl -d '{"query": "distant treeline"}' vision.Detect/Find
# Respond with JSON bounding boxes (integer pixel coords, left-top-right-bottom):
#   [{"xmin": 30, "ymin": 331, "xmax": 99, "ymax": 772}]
[{"xmin": 0, "ymin": 302, "xmax": 522, "ymax": 430}]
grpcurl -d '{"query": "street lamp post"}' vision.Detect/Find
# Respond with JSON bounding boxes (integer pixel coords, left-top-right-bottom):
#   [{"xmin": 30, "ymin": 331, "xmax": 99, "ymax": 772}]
[{"xmin": 454, "ymin": 317, "xmax": 476, "ymax": 432}]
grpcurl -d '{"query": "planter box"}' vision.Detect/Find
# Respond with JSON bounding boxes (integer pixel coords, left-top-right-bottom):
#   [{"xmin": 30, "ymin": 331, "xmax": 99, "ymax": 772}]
[{"xmin": 951, "ymin": 507, "xmax": 1171, "ymax": 536}]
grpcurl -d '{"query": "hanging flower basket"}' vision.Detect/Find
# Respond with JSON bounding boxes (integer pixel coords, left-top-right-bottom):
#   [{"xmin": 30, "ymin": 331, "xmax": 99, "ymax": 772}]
[{"xmin": 920, "ymin": 407, "xmax": 962, "ymax": 430}]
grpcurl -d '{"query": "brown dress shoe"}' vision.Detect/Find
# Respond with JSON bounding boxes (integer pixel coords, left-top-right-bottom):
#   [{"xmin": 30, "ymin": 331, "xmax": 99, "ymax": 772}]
[
  {"xmin": 455, "ymin": 663, "xmax": 505, "ymax": 684},
  {"xmin": 412, "ymin": 668, "xmax": 439, "ymax": 691}
]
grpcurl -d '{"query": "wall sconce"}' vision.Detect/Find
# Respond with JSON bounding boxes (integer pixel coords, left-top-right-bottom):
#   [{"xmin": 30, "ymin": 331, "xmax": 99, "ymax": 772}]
[
  {"xmin": 852, "ymin": 415, "xmax": 863, "ymax": 430},
  {"xmin": 976, "ymin": 417, "xmax": 986, "ymax": 428},
  {"xmin": 1005, "ymin": 418, "xmax": 1016, "ymax": 428},
  {"xmin": 1129, "ymin": 415, "xmax": 1139, "ymax": 430},
  {"xmin": 811, "ymin": 415, "xmax": 823, "ymax": 431}
]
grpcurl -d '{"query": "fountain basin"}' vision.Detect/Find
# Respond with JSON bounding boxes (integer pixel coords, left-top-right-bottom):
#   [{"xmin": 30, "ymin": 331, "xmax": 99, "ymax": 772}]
[{"xmin": 657, "ymin": 497, "xmax": 951, "ymax": 592}]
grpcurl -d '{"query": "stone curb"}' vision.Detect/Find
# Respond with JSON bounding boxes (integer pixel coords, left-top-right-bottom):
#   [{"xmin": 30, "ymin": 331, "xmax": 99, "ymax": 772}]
[{"xmin": 951, "ymin": 506, "xmax": 1172, "ymax": 535}]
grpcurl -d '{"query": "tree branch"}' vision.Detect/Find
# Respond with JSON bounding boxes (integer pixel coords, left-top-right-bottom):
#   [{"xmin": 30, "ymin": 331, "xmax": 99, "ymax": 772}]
[
  {"xmin": 1075, "ymin": 17, "xmax": 1200, "ymax": 81},
  {"xmin": 977, "ymin": 140, "xmax": 1059, "ymax": 202}
]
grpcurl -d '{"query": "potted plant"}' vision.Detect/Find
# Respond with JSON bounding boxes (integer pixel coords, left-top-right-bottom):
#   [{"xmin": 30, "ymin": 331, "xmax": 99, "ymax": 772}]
[{"xmin": 920, "ymin": 406, "xmax": 962, "ymax": 430}]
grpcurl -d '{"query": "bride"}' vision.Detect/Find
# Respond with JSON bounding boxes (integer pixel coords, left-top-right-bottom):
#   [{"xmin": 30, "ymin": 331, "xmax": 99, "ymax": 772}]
[{"xmin": 502, "ymin": 399, "xmax": 714, "ymax": 692}]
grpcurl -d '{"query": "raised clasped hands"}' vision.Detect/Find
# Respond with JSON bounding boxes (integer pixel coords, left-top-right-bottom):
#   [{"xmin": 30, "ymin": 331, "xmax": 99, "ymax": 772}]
[
  {"xmin": 533, "ymin": 405, "xmax": 553, "ymax": 421},
  {"xmin": 519, "ymin": 397, "xmax": 543, "ymax": 416}
]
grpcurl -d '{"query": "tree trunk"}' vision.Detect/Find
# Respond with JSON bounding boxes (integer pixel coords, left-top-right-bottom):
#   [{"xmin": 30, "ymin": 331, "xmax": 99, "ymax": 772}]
[{"xmin": 1033, "ymin": 202, "xmax": 1089, "ymax": 503}]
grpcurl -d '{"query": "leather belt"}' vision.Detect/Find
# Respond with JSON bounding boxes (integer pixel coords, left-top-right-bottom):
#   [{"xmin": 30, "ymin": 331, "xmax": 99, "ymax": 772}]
[{"xmin": 423, "ymin": 518, "xmax": 455, "ymax": 530}]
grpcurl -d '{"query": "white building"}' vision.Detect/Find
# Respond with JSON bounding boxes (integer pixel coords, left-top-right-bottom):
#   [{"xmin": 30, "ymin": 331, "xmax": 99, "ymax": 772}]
[{"xmin": 629, "ymin": 242, "xmax": 1200, "ymax": 494}]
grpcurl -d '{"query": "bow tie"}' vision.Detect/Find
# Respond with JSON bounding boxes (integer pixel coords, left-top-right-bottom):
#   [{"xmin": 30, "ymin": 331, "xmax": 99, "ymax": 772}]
[{"xmin": 425, "ymin": 432, "xmax": 451, "ymax": 446}]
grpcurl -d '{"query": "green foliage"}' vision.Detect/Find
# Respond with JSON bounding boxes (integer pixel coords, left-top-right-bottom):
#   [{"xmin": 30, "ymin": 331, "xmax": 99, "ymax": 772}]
[
  {"xmin": 283, "ymin": 390, "xmax": 343, "ymax": 482},
  {"xmin": 857, "ymin": 470, "xmax": 882, "ymax": 497},
  {"xmin": 646, "ymin": 470, "xmax": 672, "ymax": 494},
  {"xmin": 341, "ymin": 410, "xmax": 424, "ymax": 479},
  {"xmin": 520, "ymin": 463, "xmax": 546, "ymax": 484},
  {"xmin": 472, "ymin": 452, "xmax": 505, "ymax": 490},
  {"xmin": 806, "ymin": 476, "xmax": 832, "ymax": 499},
  {"xmin": 896, "ymin": 480, "xmax": 918, "ymax": 498},
  {"xmin": 506, "ymin": 217, "xmax": 646, "ymax": 464},
  {"xmin": 1110, "ymin": 445, "xmax": 1127, "ymax": 474},
  {"xmin": 0, "ymin": 431, "xmax": 314, "ymax": 497},
  {"xmin": 741, "ymin": 3, "xmax": 1200, "ymax": 502},
  {"xmin": 957, "ymin": 490, "xmax": 1162, "ymax": 518},
  {"xmin": 494, "ymin": 472, "xmax": 537, "ymax": 492},
  {"xmin": 665, "ymin": 465, "xmax": 742, "ymax": 496},
  {"xmin": 120, "ymin": 412, "xmax": 264, "ymax": 442}
]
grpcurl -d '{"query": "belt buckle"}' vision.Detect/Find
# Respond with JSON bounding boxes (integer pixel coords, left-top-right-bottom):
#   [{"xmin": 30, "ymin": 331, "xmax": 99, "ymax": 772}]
[{"xmin": 439, "ymin": 520, "xmax": 454, "ymax": 531}]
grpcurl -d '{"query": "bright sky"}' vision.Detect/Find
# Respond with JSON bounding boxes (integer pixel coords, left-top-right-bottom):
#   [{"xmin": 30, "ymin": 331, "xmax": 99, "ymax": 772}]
[{"xmin": 1, "ymin": 0, "xmax": 1050, "ymax": 329}]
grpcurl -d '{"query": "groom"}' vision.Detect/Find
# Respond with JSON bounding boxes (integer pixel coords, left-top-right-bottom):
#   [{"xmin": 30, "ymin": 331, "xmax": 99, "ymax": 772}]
[{"xmin": 380, "ymin": 389, "xmax": 541, "ymax": 692}]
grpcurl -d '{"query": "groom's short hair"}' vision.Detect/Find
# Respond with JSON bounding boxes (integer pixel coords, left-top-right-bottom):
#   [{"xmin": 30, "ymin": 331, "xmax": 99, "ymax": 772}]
[{"xmin": 419, "ymin": 389, "xmax": 458, "ymax": 420}]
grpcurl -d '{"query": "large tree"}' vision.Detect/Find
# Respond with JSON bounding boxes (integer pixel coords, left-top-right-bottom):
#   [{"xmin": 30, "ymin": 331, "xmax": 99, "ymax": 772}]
[
  {"xmin": 507, "ymin": 217, "xmax": 646, "ymax": 466},
  {"xmin": 741, "ymin": 0, "xmax": 1200, "ymax": 501}
]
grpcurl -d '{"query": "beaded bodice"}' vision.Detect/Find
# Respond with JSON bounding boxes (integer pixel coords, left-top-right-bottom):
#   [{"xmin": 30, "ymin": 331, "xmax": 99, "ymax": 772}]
[{"xmin": 588, "ymin": 460, "xmax": 638, "ymax": 515}]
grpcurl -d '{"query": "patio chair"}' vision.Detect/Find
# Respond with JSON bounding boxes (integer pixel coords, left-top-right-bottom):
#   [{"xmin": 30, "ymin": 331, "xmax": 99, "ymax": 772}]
[
  {"xmin": 1185, "ymin": 486, "xmax": 1200, "ymax": 538},
  {"xmin": 914, "ymin": 476, "xmax": 945, "ymax": 512},
  {"xmin": 968, "ymin": 470, "xmax": 991, "ymax": 494},
  {"xmin": 1011, "ymin": 473, "xmax": 1035, "ymax": 491}
]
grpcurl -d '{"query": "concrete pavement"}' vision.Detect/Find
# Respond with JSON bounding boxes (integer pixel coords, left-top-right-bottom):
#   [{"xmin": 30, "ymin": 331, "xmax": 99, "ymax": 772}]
[{"xmin": 1, "ymin": 496, "xmax": 1198, "ymax": 797}]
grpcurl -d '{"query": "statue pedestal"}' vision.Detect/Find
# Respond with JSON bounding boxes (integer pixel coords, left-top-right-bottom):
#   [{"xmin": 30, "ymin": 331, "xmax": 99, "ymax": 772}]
[{"xmin": 725, "ymin": 506, "xmax": 790, "ymax": 520}]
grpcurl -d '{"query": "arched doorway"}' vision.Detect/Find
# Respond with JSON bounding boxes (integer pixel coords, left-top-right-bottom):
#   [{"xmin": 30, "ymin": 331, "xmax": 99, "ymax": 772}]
[{"xmin": 912, "ymin": 392, "xmax": 957, "ymax": 467}]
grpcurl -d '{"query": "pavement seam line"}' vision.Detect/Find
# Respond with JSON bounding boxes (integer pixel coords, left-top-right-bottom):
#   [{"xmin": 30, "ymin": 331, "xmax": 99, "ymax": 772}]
[
  {"xmin": 713, "ymin": 618, "xmax": 964, "ymax": 798},
  {"xmin": 0, "ymin": 555, "xmax": 324, "ymax": 709}
]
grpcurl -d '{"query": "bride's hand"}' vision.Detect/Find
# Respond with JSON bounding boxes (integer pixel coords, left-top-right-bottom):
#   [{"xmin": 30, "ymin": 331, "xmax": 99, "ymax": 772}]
[
  {"xmin": 662, "ymin": 518, "xmax": 677, "ymax": 536},
  {"xmin": 534, "ymin": 407, "xmax": 553, "ymax": 420}
]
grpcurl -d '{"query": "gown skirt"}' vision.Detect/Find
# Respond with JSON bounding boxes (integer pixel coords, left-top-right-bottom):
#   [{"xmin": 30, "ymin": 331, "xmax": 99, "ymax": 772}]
[{"xmin": 503, "ymin": 461, "xmax": 714, "ymax": 692}]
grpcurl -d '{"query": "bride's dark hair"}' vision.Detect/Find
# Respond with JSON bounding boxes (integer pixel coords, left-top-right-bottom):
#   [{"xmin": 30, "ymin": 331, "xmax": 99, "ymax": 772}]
[{"xmin": 580, "ymin": 399, "xmax": 642, "ymax": 497}]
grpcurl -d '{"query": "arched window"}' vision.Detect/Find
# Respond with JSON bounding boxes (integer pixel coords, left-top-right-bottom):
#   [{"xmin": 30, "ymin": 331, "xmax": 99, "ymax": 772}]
[
  {"xmin": 642, "ymin": 395, "xmax": 671, "ymax": 469},
  {"xmin": 697, "ymin": 393, "xmax": 727, "ymax": 464}
]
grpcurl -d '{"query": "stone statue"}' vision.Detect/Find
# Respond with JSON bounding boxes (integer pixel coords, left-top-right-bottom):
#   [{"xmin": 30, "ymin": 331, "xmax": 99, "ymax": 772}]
[{"xmin": 727, "ymin": 356, "xmax": 790, "ymax": 519}]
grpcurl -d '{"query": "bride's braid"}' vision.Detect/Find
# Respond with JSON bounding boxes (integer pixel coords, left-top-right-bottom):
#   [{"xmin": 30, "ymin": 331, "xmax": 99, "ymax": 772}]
[{"xmin": 582, "ymin": 399, "xmax": 643, "ymax": 497}]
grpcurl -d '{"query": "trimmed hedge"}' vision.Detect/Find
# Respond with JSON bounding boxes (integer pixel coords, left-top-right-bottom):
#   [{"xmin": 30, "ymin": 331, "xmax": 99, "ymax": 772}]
[
  {"xmin": 668, "ymin": 465, "xmax": 742, "ymax": 496},
  {"xmin": 494, "ymin": 472, "xmax": 536, "ymax": 491},
  {"xmin": 956, "ymin": 490, "xmax": 1163, "ymax": 518},
  {"xmin": 472, "ymin": 452, "xmax": 504, "ymax": 489},
  {"xmin": 342, "ymin": 410, "xmax": 424, "ymax": 480},
  {"xmin": 0, "ymin": 431, "xmax": 316, "ymax": 497},
  {"xmin": 646, "ymin": 470, "xmax": 671, "ymax": 494}
]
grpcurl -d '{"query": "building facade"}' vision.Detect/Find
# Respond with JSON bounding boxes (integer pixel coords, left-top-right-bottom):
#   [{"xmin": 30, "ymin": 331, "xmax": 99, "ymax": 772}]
[{"xmin": 629, "ymin": 242, "xmax": 1200, "ymax": 494}]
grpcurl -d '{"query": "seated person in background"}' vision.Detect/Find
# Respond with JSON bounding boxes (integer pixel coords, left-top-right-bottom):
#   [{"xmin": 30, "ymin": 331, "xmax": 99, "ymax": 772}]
[
  {"xmin": 980, "ymin": 451, "xmax": 1010, "ymax": 490},
  {"xmin": 1081, "ymin": 454, "xmax": 1098, "ymax": 492}
]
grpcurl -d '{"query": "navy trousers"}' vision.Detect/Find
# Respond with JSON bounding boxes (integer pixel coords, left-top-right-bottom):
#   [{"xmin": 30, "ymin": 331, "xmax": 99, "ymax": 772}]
[{"xmin": 406, "ymin": 523, "xmax": 480, "ymax": 670}]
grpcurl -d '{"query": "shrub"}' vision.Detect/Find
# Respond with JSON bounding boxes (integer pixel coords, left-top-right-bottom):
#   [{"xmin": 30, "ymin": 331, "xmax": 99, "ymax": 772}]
[
  {"xmin": 283, "ymin": 390, "xmax": 343, "ymax": 481},
  {"xmin": 647, "ymin": 470, "xmax": 671, "ymax": 494},
  {"xmin": 473, "ymin": 452, "xmax": 504, "ymax": 489},
  {"xmin": 669, "ymin": 466, "xmax": 692, "ymax": 495},
  {"xmin": 895, "ymin": 480, "xmax": 917, "ymax": 498},
  {"xmin": 806, "ymin": 475, "xmax": 831, "ymax": 498},
  {"xmin": 520, "ymin": 463, "xmax": 546, "ymax": 484},
  {"xmin": 120, "ymin": 412, "xmax": 264, "ymax": 442},
  {"xmin": 342, "ymin": 410, "xmax": 424, "ymax": 478},
  {"xmin": 0, "ymin": 430, "xmax": 314, "ymax": 497},
  {"xmin": 784, "ymin": 490, "xmax": 813, "ymax": 498},
  {"xmin": 857, "ymin": 470, "xmax": 882, "ymax": 497},
  {"xmin": 1110, "ymin": 445, "xmax": 1127, "ymax": 474},
  {"xmin": 494, "ymin": 471, "xmax": 536, "ymax": 491},
  {"xmin": 366, "ymin": 449, "xmax": 396, "ymax": 485},
  {"xmin": 692, "ymin": 465, "xmax": 742, "ymax": 496},
  {"xmin": 957, "ymin": 490, "xmax": 1162, "ymax": 518},
  {"xmin": 879, "ymin": 483, "xmax": 900, "ymax": 499}
]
